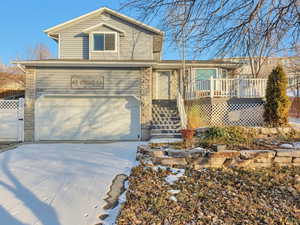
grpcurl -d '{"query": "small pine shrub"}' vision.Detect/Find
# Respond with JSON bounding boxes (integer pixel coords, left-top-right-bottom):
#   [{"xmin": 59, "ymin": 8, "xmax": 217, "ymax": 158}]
[
  {"xmin": 264, "ymin": 65, "xmax": 291, "ymax": 127},
  {"xmin": 200, "ymin": 126, "xmax": 253, "ymax": 147}
]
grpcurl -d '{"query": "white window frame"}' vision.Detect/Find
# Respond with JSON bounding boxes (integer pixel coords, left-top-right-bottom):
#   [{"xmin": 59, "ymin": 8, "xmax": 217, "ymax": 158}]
[{"xmin": 90, "ymin": 31, "xmax": 118, "ymax": 53}]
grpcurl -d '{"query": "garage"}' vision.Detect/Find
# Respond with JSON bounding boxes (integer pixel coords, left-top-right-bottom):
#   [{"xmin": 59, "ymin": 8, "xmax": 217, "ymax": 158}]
[{"xmin": 35, "ymin": 96, "xmax": 140, "ymax": 141}]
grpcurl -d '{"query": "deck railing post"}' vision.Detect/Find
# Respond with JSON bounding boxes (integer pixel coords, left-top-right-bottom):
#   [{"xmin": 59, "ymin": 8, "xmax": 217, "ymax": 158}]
[
  {"xmin": 210, "ymin": 77, "xmax": 214, "ymax": 98},
  {"xmin": 236, "ymin": 78, "xmax": 240, "ymax": 98}
]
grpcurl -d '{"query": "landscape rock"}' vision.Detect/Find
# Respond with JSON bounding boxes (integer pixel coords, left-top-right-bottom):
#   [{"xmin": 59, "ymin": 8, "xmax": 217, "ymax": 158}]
[
  {"xmin": 293, "ymin": 158, "xmax": 300, "ymax": 163},
  {"xmin": 251, "ymin": 162, "xmax": 273, "ymax": 168},
  {"xmin": 273, "ymin": 157, "xmax": 292, "ymax": 163},
  {"xmin": 213, "ymin": 144, "xmax": 227, "ymax": 152},
  {"xmin": 167, "ymin": 149, "xmax": 187, "ymax": 158},
  {"xmin": 276, "ymin": 149, "xmax": 300, "ymax": 157},
  {"xmin": 149, "ymin": 149, "xmax": 165, "ymax": 158},
  {"xmin": 187, "ymin": 148, "xmax": 208, "ymax": 158},
  {"xmin": 208, "ymin": 151, "xmax": 240, "ymax": 159},
  {"xmin": 253, "ymin": 157, "xmax": 272, "ymax": 163},
  {"xmin": 240, "ymin": 150, "xmax": 276, "ymax": 159},
  {"xmin": 155, "ymin": 157, "xmax": 187, "ymax": 166}
]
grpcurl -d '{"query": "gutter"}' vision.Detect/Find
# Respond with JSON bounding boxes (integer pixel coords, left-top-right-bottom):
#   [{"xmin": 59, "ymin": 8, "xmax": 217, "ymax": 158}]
[{"xmin": 11, "ymin": 60, "xmax": 155, "ymax": 68}]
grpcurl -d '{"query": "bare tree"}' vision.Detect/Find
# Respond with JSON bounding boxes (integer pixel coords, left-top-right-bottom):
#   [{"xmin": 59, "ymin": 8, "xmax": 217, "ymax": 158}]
[
  {"xmin": 0, "ymin": 72, "xmax": 25, "ymax": 89},
  {"xmin": 26, "ymin": 43, "xmax": 52, "ymax": 60},
  {"xmin": 121, "ymin": 0, "xmax": 300, "ymax": 61}
]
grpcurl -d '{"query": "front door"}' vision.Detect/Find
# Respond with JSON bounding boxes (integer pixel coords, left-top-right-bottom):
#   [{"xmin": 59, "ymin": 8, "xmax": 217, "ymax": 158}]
[{"xmin": 157, "ymin": 71, "xmax": 171, "ymax": 99}]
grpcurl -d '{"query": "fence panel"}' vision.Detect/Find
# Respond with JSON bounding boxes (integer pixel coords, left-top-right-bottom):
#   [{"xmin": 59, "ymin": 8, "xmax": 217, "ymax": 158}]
[
  {"xmin": 0, "ymin": 98, "xmax": 24, "ymax": 141},
  {"xmin": 186, "ymin": 100, "xmax": 265, "ymax": 127}
]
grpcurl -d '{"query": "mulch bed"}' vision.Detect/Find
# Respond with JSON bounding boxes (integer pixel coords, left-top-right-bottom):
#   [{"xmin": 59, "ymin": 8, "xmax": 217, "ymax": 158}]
[{"xmin": 116, "ymin": 165, "xmax": 300, "ymax": 225}]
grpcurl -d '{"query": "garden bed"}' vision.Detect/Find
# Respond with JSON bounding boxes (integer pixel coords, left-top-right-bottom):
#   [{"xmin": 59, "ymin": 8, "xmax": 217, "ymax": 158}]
[{"xmin": 116, "ymin": 165, "xmax": 300, "ymax": 224}]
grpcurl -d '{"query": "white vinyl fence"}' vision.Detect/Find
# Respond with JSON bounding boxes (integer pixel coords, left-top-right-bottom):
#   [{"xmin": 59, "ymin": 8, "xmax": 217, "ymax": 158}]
[
  {"xmin": 186, "ymin": 78, "xmax": 267, "ymax": 99},
  {"xmin": 0, "ymin": 98, "xmax": 24, "ymax": 141}
]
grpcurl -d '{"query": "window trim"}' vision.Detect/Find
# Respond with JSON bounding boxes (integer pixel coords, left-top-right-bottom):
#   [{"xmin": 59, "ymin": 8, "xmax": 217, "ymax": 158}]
[{"xmin": 90, "ymin": 31, "xmax": 118, "ymax": 53}]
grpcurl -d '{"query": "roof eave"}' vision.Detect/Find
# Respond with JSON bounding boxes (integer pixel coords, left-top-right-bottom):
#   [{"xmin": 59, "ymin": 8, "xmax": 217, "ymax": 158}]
[
  {"xmin": 44, "ymin": 7, "xmax": 164, "ymax": 36},
  {"xmin": 12, "ymin": 60, "xmax": 155, "ymax": 68}
]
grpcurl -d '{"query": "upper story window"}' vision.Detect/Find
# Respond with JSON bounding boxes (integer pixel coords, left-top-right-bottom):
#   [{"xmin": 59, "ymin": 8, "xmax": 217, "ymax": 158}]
[{"xmin": 92, "ymin": 32, "xmax": 116, "ymax": 51}]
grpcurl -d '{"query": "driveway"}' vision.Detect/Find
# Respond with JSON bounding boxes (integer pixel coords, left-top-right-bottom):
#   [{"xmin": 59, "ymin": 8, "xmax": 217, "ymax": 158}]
[{"xmin": 0, "ymin": 142, "xmax": 140, "ymax": 225}]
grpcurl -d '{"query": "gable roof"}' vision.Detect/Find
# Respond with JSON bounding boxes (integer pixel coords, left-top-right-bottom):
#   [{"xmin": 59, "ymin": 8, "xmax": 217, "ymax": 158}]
[
  {"xmin": 82, "ymin": 22, "xmax": 126, "ymax": 35},
  {"xmin": 44, "ymin": 7, "xmax": 164, "ymax": 36}
]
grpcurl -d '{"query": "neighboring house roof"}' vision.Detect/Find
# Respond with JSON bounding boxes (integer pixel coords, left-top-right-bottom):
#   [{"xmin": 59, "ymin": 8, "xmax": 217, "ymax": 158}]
[
  {"xmin": 12, "ymin": 59, "xmax": 240, "ymax": 69},
  {"xmin": 44, "ymin": 7, "xmax": 164, "ymax": 38}
]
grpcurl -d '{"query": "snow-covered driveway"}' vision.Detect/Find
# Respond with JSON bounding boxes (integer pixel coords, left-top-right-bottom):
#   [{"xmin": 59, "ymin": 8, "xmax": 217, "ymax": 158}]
[{"xmin": 0, "ymin": 142, "xmax": 140, "ymax": 225}]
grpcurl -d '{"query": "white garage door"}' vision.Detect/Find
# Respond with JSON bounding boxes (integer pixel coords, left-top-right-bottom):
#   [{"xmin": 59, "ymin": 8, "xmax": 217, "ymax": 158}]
[{"xmin": 35, "ymin": 96, "xmax": 140, "ymax": 141}]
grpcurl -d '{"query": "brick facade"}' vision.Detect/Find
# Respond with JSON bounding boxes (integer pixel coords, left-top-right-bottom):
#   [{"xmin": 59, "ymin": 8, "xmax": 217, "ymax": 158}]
[
  {"xmin": 140, "ymin": 67, "xmax": 153, "ymax": 140},
  {"xmin": 170, "ymin": 70, "xmax": 179, "ymax": 99},
  {"xmin": 24, "ymin": 68, "xmax": 36, "ymax": 142}
]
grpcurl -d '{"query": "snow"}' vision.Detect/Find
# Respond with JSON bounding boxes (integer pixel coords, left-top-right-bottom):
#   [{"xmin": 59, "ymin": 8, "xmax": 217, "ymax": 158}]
[
  {"xmin": 150, "ymin": 138, "xmax": 182, "ymax": 144},
  {"xmin": 165, "ymin": 168, "xmax": 185, "ymax": 185},
  {"xmin": 289, "ymin": 117, "xmax": 300, "ymax": 128},
  {"xmin": 279, "ymin": 144, "xmax": 294, "ymax": 149},
  {"xmin": 287, "ymin": 89, "xmax": 300, "ymax": 97},
  {"xmin": 169, "ymin": 196, "xmax": 178, "ymax": 202},
  {"xmin": 0, "ymin": 142, "xmax": 141, "ymax": 225},
  {"xmin": 168, "ymin": 189, "xmax": 181, "ymax": 194},
  {"xmin": 279, "ymin": 142, "xmax": 300, "ymax": 149},
  {"xmin": 103, "ymin": 180, "xmax": 129, "ymax": 225},
  {"xmin": 294, "ymin": 142, "xmax": 300, "ymax": 148}
]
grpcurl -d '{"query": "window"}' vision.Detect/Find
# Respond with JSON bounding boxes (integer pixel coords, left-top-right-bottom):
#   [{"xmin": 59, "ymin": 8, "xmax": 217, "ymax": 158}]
[
  {"xmin": 195, "ymin": 69, "xmax": 217, "ymax": 81},
  {"xmin": 93, "ymin": 33, "xmax": 116, "ymax": 51},
  {"xmin": 194, "ymin": 68, "xmax": 218, "ymax": 91}
]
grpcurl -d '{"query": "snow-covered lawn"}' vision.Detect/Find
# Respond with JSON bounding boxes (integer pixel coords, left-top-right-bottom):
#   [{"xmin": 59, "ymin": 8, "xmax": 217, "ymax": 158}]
[{"xmin": 0, "ymin": 142, "xmax": 140, "ymax": 225}]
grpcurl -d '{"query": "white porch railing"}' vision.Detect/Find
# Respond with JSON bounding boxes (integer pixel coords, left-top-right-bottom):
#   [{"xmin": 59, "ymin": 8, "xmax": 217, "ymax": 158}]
[
  {"xmin": 186, "ymin": 77, "xmax": 268, "ymax": 99},
  {"xmin": 177, "ymin": 91, "xmax": 187, "ymax": 129}
]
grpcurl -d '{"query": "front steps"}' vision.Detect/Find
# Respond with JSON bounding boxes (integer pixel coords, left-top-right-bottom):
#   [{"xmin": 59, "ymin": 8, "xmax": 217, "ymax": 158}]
[{"xmin": 151, "ymin": 100, "xmax": 182, "ymax": 138}]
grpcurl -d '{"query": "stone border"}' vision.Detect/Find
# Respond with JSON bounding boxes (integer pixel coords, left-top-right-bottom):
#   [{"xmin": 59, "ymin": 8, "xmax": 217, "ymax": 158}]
[{"xmin": 137, "ymin": 145, "xmax": 300, "ymax": 169}]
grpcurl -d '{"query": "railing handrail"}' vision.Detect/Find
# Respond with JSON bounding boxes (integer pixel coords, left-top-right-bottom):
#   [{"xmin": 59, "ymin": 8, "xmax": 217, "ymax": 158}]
[
  {"xmin": 186, "ymin": 78, "xmax": 268, "ymax": 99},
  {"xmin": 177, "ymin": 91, "xmax": 187, "ymax": 129}
]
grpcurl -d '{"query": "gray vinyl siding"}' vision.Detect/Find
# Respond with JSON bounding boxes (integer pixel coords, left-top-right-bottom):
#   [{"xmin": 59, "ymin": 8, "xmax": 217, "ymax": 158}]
[
  {"xmin": 59, "ymin": 13, "xmax": 154, "ymax": 60},
  {"xmin": 35, "ymin": 67, "xmax": 141, "ymax": 97}
]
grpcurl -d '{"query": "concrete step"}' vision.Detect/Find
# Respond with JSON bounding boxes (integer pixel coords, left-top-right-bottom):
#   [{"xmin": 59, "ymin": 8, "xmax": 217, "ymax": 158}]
[
  {"xmin": 153, "ymin": 113, "xmax": 179, "ymax": 117},
  {"xmin": 151, "ymin": 129, "xmax": 181, "ymax": 134},
  {"xmin": 151, "ymin": 125, "xmax": 181, "ymax": 129},
  {"xmin": 153, "ymin": 118, "xmax": 181, "ymax": 123},
  {"xmin": 151, "ymin": 133, "xmax": 182, "ymax": 139}
]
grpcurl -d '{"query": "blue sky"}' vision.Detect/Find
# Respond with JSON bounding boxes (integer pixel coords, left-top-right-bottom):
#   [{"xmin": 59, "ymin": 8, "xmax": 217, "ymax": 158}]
[{"xmin": 0, "ymin": 0, "xmax": 182, "ymax": 65}]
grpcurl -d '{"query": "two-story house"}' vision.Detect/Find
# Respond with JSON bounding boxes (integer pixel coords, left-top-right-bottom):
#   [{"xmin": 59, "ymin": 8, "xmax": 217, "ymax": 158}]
[{"xmin": 14, "ymin": 7, "xmax": 239, "ymax": 142}]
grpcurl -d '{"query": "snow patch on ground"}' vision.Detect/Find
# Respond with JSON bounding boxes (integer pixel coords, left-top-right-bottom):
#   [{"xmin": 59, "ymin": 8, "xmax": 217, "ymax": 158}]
[
  {"xmin": 0, "ymin": 142, "xmax": 141, "ymax": 225},
  {"xmin": 168, "ymin": 189, "xmax": 181, "ymax": 194},
  {"xmin": 103, "ymin": 180, "xmax": 129, "ymax": 225},
  {"xmin": 165, "ymin": 168, "xmax": 185, "ymax": 185},
  {"xmin": 169, "ymin": 196, "xmax": 178, "ymax": 202}
]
